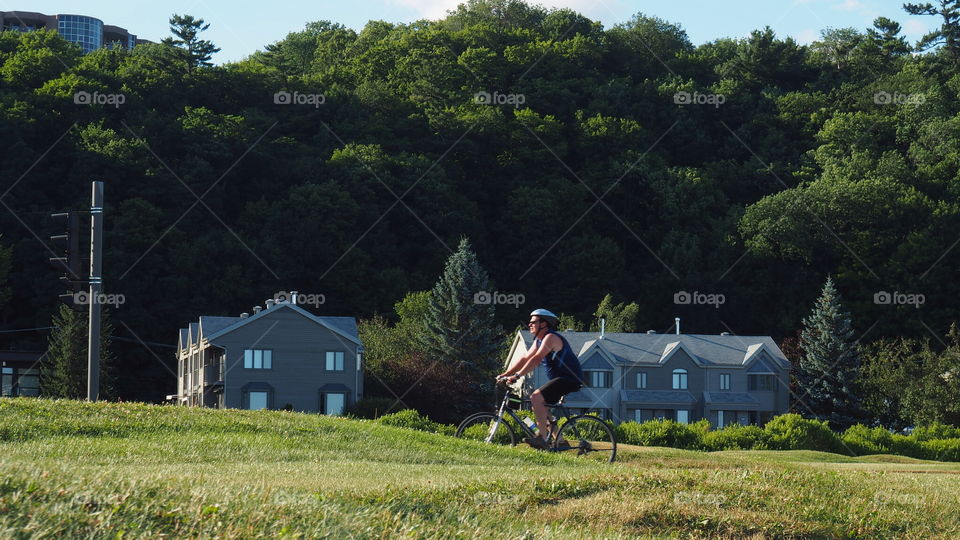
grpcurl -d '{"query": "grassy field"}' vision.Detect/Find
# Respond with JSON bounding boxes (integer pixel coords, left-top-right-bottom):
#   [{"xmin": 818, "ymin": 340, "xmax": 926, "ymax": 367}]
[{"xmin": 1, "ymin": 399, "xmax": 958, "ymax": 539}]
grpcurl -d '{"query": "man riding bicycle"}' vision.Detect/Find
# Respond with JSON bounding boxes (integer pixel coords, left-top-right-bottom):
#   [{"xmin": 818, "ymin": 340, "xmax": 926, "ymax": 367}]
[{"xmin": 498, "ymin": 308, "xmax": 585, "ymax": 449}]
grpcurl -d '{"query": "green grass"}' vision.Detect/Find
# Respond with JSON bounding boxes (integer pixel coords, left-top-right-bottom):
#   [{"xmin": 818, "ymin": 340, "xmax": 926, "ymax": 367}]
[{"xmin": 2, "ymin": 398, "xmax": 959, "ymax": 539}]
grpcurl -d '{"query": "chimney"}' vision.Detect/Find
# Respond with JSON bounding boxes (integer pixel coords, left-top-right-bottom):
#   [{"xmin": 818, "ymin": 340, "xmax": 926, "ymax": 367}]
[
  {"xmin": 675, "ymin": 317, "xmax": 681, "ymax": 335},
  {"xmin": 265, "ymin": 299, "xmax": 275, "ymax": 309},
  {"xmin": 240, "ymin": 312, "xmax": 249, "ymax": 319},
  {"xmin": 253, "ymin": 306, "xmax": 262, "ymax": 314},
  {"xmin": 289, "ymin": 290, "xmax": 298, "ymax": 305},
  {"xmin": 600, "ymin": 318, "xmax": 605, "ymax": 339}
]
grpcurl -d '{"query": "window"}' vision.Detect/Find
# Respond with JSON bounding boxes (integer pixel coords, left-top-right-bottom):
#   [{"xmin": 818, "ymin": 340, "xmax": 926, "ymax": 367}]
[
  {"xmin": 244, "ymin": 349, "xmax": 272, "ymax": 370},
  {"xmin": 323, "ymin": 393, "xmax": 346, "ymax": 415},
  {"xmin": 717, "ymin": 410, "xmax": 724, "ymax": 428},
  {"xmin": 676, "ymin": 410, "xmax": 690, "ymax": 424},
  {"xmin": 637, "ymin": 372, "xmax": 647, "ymax": 389},
  {"xmin": 248, "ymin": 391, "xmax": 268, "ymax": 410},
  {"xmin": 326, "ymin": 351, "xmax": 344, "ymax": 371},
  {"xmin": 1, "ymin": 367, "xmax": 11, "ymax": 396},
  {"xmin": 635, "ymin": 409, "xmax": 643, "ymax": 423},
  {"xmin": 672, "ymin": 369, "xmax": 688, "ymax": 390},
  {"xmin": 748, "ymin": 375, "xmax": 775, "ymax": 391},
  {"xmin": 720, "ymin": 373, "xmax": 730, "ymax": 391},
  {"xmin": 585, "ymin": 370, "xmax": 611, "ymax": 388}
]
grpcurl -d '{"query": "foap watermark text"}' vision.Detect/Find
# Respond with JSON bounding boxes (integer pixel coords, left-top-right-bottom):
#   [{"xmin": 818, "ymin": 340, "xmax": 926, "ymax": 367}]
[
  {"xmin": 874, "ymin": 91, "xmax": 926, "ymax": 106},
  {"xmin": 74, "ymin": 91, "xmax": 125, "ymax": 108},
  {"xmin": 74, "ymin": 291, "xmax": 126, "ymax": 307},
  {"xmin": 473, "ymin": 291, "xmax": 525, "ymax": 308},
  {"xmin": 274, "ymin": 91, "xmax": 326, "ymax": 108},
  {"xmin": 474, "ymin": 91, "xmax": 526, "ymax": 107},
  {"xmin": 674, "ymin": 290, "xmax": 725, "ymax": 309},
  {"xmin": 274, "ymin": 291, "xmax": 326, "ymax": 307},
  {"xmin": 674, "ymin": 91, "xmax": 725, "ymax": 108},
  {"xmin": 874, "ymin": 291, "xmax": 924, "ymax": 309},
  {"xmin": 674, "ymin": 491, "xmax": 727, "ymax": 507}
]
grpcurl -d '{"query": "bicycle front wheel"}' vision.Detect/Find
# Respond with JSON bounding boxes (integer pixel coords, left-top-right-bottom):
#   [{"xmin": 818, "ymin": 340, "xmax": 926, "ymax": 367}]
[
  {"xmin": 556, "ymin": 415, "xmax": 617, "ymax": 462},
  {"xmin": 455, "ymin": 413, "xmax": 517, "ymax": 445}
]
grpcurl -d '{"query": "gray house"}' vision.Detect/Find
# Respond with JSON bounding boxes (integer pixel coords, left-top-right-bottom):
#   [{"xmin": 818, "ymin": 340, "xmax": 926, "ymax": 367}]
[
  {"xmin": 176, "ymin": 298, "xmax": 362, "ymax": 414},
  {"xmin": 506, "ymin": 330, "xmax": 791, "ymax": 426}
]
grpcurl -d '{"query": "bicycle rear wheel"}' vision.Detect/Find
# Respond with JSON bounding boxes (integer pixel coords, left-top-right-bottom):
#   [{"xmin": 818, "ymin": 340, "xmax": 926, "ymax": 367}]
[
  {"xmin": 555, "ymin": 415, "xmax": 617, "ymax": 462},
  {"xmin": 455, "ymin": 413, "xmax": 517, "ymax": 445}
]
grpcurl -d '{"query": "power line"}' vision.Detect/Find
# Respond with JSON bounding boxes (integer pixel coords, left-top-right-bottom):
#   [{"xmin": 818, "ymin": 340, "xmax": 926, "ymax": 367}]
[{"xmin": 0, "ymin": 326, "xmax": 54, "ymax": 333}]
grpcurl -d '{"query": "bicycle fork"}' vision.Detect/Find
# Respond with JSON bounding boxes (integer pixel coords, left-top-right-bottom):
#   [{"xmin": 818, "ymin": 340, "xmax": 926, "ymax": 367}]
[{"xmin": 486, "ymin": 396, "xmax": 511, "ymax": 443}]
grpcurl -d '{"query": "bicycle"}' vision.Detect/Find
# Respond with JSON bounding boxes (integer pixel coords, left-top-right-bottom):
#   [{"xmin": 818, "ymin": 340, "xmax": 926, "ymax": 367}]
[{"xmin": 455, "ymin": 380, "xmax": 617, "ymax": 463}]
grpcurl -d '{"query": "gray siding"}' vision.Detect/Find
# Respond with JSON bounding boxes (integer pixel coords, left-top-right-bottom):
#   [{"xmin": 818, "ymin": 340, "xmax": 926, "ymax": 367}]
[
  {"xmin": 511, "ymin": 332, "xmax": 791, "ymax": 426},
  {"xmin": 214, "ymin": 309, "xmax": 361, "ymax": 412}
]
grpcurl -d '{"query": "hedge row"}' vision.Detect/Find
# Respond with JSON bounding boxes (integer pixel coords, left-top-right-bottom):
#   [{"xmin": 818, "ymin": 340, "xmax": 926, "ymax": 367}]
[
  {"xmin": 615, "ymin": 414, "xmax": 960, "ymax": 461},
  {"xmin": 376, "ymin": 409, "xmax": 960, "ymax": 462}
]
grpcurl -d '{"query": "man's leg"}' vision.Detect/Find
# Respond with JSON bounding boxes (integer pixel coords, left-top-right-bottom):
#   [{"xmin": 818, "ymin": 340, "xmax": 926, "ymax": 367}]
[{"xmin": 530, "ymin": 389, "xmax": 551, "ymax": 441}]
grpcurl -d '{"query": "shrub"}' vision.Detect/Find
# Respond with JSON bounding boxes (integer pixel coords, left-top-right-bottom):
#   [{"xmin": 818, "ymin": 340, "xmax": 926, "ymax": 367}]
[
  {"xmin": 920, "ymin": 438, "xmax": 960, "ymax": 462},
  {"xmin": 764, "ymin": 414, "xmax": 845, "ymax": 453},
  {"xmin": 911, "ymin": 422, "xmax": 960, "ymax": 441},
  {"xmin": 345, "ymin": 397, "xmax": 402, "ymax": 420},
  {"xmin": 841, "ymin": 424, "xmax": 893, "ymax": 455},
  {"xmin": 376, "ymin": 409, "xmax": 454, "ymax": 435},
  {"xmin": 889, "ymin": 434, "xmax": 925, "ymax": 460},
  {"xmin": 615, "ymin": 419, "xmax": 703, "ymax": 449},
  {"xmin": 702, "ymin": 424, "xmax": 771, "ymax": 451}
]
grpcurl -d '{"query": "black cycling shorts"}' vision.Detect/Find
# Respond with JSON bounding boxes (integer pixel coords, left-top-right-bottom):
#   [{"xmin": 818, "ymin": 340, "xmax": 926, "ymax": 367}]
[{"xmin": 537, "ymin": 377, "xmax": 582, "ymax": 405}]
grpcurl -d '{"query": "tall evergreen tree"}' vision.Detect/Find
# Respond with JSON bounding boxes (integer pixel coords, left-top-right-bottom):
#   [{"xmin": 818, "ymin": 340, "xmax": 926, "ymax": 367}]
[
  {"xmin": 903, "ymin": 1, "xmax": 960, "ymax": 57},
  {"xmin": 796, "ymin": 277, "xmax": 867, "ymax": 429},
  {"xmin": 422, "ymin": 238, "xmax": 502, "ymax": 376},
  {"xmin": 162, "ymin": 14, "xmax": 221, "ymax": 72},
  {"xmin": 41, "ymin": 305, "xmax": 116, "ymax": 400}
]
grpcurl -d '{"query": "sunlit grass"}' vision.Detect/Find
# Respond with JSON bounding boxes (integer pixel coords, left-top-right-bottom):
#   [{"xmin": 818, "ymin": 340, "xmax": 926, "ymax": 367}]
[{"xmin": 2, "ymin": 398, "xmax": 959, "ymax": 539}]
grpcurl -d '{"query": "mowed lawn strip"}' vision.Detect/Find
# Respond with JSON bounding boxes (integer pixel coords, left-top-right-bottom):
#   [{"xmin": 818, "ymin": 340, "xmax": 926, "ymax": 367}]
[{"xmin": 2, "ymin": 399, "xmax": 959, "ymax": 539}]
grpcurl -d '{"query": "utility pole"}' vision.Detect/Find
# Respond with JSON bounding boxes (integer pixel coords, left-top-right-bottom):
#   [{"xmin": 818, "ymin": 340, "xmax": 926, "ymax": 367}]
[{"xmin": 87, "ymin": 181, "xmax": 103, "ymax": 402}]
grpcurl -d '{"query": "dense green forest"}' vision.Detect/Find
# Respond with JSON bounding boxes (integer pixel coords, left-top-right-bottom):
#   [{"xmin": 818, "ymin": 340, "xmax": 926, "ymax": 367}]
[{"xmin": 1, "ymin": 0, "xmax": 959, "ymax": 407}]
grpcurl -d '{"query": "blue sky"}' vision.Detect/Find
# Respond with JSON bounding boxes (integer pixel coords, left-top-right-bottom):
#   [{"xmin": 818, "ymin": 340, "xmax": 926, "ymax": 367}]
[{"xmin": 3, "ymin": 0, "xmax": 938, "ymax": 64}]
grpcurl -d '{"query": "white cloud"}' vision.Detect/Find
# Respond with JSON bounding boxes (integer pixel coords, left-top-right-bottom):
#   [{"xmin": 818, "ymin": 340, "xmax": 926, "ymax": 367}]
[
  {"xmin": 385, "ymin": 0, "xmax": 460, "ymax": 20},
  {"xmin": 794, "ymin": 28, "xmax": 819, "ymax": 45},
  {"xmin": 902, "ymin": 19, "xmax": 929, "ymax": 37},
  {"xmin": 836, "ymin": 0, "xmax": 867, "ymax": 12}
]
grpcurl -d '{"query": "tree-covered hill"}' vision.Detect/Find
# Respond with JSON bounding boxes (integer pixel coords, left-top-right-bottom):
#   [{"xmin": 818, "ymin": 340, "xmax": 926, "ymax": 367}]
[{"xmin": 1, "ymin": 0, "xmax": 958, "ymax": 401}]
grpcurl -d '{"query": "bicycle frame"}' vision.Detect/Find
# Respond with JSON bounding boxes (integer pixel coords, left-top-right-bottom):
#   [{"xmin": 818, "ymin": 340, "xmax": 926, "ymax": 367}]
[{"xmin": 485, "ymin": 389, "xmax": 571, "ymax": 443}]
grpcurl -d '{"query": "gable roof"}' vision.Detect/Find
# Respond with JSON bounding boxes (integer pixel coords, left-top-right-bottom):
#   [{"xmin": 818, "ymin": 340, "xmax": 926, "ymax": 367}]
[
  {"xmin": 203, "ymin": 303, "xmax": 361, "ymax": 346},
  {"xmin": 746, "ymin": 356, "xmax": 778, "ymax": 374},
  {"xmin": 198, "ymin": 316, "xmax": 241, "ymax": 340},
  {"xmin": 514, "ymin": 331, "xmax": 790, "ymax": 368},
  {"xmin": 659, "ymin": 341, "xmax": 702, "ymax": 366},
  {"xmin": 576, "ymin": 339, "xmax": 617, "ymax": 369},
  {"xmin": 187, "ymin": 323, "xmax": 199, "ymax": 348}
]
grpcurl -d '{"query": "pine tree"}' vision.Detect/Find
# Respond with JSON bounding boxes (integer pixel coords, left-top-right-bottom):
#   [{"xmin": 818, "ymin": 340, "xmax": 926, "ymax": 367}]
[
  {"xmin": 796, "ymin": 277, "xmax": 866, "ymax": 429},
  {"xmin": 422, "ymin": 238, "xmax": 502, "ymax": 376},
  {"xmin": 903, "ymin": 1, "xmax": 960, "ymax": 57},
  {"xmin": 162, "ymin": 14, "xmax": 221, "ymax": 73},
  {"xmin": 41, "ymin": 304, "xmax": 116, "ymax": 400}
]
